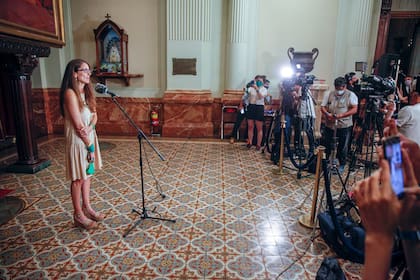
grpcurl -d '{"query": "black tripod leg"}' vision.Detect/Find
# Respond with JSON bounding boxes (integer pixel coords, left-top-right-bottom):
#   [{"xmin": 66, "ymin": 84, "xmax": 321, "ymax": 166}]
[{"xmin": 123, "ymin": 208, "xmax": 176, "ymax": 238}]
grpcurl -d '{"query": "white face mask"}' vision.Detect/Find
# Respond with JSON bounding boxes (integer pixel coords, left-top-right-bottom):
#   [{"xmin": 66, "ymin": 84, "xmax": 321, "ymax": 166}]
[
  {"xmin": 405, "ymin": 80, "xmax": 412, "ymax": 86},
  {"xmin": 337, "ymin": 90, "xmax": 345, "ymax": 95}
]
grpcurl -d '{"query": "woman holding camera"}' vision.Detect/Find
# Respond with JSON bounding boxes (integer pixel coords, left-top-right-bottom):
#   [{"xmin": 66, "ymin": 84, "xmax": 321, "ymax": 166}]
[{"xmin": 246, "ymin": 76, "xmax": 267, "ymax": 151}]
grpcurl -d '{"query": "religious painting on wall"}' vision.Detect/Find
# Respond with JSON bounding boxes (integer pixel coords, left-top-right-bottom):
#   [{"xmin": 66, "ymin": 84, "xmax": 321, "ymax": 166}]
[
  {"xmin": 0, "ymin": 0, "xmax": 65, "ymax": 46},
  {"xmin": 94, "ymin": 16, "xmax": 129, "ymax": 76}
]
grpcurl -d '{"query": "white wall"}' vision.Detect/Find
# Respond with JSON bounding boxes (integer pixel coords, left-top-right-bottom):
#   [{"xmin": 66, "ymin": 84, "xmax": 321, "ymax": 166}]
[
  {"xmin": 70, "ymin": 0, "xmax": 164, "ymax": 96},
  {"xmin": 33, "ymin": 0, "xmax": 417, "ymax": 98},
  {"xmin": 257, "ymin": 0, "xmax": 339, "ymax": 97}
]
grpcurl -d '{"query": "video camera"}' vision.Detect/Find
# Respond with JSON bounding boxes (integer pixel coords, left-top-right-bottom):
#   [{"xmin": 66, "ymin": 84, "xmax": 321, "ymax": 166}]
[
  {"xmin": 359, "ymin": 75, "xmax": 395, "ymax": 98},
  {"xmin": 282, "ymin": 73, "xmax": 315, "ymax": 100},
  {"xmin": 359, "ymin": 75, "xmax": 396, "ymax": 113}
]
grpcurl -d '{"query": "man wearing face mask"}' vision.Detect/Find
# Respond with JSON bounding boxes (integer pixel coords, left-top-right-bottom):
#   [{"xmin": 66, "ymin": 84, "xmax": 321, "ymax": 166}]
[
  {"xmin": 321, "ymin": 77, "xmax": 358, "ymax": 173},
  {"xmin": 398, "ymin": 75, "xmax": 414, "ymax": 109},
  {"xmin": 345, "ymin": 72, "xmax": 360, "ymax": 96}
]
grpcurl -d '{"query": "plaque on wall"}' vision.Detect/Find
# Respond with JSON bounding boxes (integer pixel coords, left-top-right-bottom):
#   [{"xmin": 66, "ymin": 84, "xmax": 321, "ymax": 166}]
[{"xmin": 172, "ymin": 58, "xmax": 197, "ymax": 75}]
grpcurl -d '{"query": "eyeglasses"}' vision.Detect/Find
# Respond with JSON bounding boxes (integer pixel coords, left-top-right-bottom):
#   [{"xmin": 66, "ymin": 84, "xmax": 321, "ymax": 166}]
[{"xmin": 77, "ymin": 68, "xmax": 92, "ymax": 74}]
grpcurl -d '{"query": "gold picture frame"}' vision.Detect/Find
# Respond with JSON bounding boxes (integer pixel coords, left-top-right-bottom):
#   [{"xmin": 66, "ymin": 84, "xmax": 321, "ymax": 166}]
[{"xmin": 0, "ymin": 0, "xmax": 65, "ymax": 47}]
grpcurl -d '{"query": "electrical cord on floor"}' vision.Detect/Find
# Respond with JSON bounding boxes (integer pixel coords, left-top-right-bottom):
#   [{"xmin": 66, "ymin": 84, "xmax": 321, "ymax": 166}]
[
  {"xmin": 275, "ymin": 231, "xmax": 321, "ymax": 279},
  {"xmin": 142, "ymin": 139, "xmax": 189, "ymax": 202},
  {"xmin": 276, "ymin": 190, "xmax": 326, "ymax": 279}
]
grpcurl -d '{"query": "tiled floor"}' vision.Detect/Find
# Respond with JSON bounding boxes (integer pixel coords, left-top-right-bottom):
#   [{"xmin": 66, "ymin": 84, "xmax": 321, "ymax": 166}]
[{"xmin": 0, "ymin": 137, "xmax": 364, "ymax": 279}]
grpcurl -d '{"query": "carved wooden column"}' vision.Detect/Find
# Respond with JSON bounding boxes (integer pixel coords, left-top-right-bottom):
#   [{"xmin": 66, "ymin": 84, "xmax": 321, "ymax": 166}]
[
  {"xmin": 374, "ymin": 0, "xmax": 392, "ymax": 64},
  {"xmin": 0, "ymin": 35, "xmax": 51, "ymax": 173}
]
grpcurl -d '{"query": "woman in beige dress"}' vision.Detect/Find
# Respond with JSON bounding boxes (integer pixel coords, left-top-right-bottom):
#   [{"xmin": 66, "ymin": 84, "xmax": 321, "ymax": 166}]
[{"xmin": 59, "ymin": 59, "xmax": 104, "ymax": 229}]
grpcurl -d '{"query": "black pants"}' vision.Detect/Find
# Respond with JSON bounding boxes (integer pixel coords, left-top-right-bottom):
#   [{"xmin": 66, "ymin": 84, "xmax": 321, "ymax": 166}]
[
  {"xmin": 231, "ymin": 111, "xmax": 246, "ymax": 138},
  {"xmin": 322, "ymin": 126, "xmax": 352, "ymax": 166},
  {"xmin": 294, "ymin": 117, "xmax": 315, "ymax": 154}
]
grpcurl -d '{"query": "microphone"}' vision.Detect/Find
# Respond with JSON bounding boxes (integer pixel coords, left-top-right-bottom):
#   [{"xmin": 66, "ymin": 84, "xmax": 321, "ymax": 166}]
[{"xmin": 95, "ymin": 83, "xmax": 119, "ymax": 97}]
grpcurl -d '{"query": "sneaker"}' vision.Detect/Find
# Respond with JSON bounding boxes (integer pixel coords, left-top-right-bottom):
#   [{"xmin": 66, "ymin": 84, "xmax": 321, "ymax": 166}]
[
  {"xmin": 229, "ymin": 137, "xmax": 234, "ymax": 144},
  {"xmin": 246, "ymin": 144, "xmax": 252, "ymax": 149},
  {"xmin": 256, "ymin": 145, "xmax": 261, "ymax": 151}
]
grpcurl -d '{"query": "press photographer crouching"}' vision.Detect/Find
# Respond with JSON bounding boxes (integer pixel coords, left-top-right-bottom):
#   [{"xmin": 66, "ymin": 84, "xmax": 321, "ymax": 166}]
[{"xmin": 321, "ymin": 77, "xmax": 358, "ymax": 173}]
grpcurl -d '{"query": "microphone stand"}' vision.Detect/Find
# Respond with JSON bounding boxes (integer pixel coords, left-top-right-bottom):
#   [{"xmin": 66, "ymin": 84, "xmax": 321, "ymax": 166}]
[{"xmin": 105, "ymin": 95, "xmax": 176, "ymax": 238}]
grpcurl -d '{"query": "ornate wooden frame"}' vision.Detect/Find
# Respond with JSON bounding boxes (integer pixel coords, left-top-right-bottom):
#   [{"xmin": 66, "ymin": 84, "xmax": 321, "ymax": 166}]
[{"xmin": 0, "ymin": 0, "xmax": 65, "ymax": 47}]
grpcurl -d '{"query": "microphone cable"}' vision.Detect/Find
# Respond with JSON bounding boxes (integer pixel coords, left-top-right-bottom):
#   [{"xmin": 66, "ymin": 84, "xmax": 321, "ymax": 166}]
[{"xmin": 142, "ymin": 138, "xmax": 189, "ymax": 202}]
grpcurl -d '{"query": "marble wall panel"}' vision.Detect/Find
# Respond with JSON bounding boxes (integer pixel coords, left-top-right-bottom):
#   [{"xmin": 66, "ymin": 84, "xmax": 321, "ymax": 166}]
[{"xmin": 30, "ymin": 88, "xmax": 281, "ymax": 139}]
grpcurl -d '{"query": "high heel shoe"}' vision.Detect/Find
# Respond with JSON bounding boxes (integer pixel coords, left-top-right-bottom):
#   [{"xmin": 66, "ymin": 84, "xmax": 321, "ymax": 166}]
[
  {"xmin": 74, "ymin": 213, "xmax": 97, "ymax": 230},
  {"xmin": 82, "ymin": 206, "xmax": 105, "ymax": 222}
]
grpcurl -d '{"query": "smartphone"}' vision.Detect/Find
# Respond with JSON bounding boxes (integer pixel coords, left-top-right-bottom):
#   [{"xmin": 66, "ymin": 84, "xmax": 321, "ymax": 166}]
[{"xmin": 382, "ymin": 136, "xmax": 404, "ymax": 198}]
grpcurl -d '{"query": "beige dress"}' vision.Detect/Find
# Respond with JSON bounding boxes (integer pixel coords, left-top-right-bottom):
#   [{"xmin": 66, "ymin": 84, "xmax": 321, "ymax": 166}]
[{"xmin": 64, "ymin": 93, "xmax": 102, "ymax": 181}]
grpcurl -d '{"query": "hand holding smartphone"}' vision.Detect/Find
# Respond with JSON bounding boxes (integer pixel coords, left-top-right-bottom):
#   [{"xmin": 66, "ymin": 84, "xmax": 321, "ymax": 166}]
[{"xmin": 382, "ymin": 136, "xmax": 405, "ymax": 198}]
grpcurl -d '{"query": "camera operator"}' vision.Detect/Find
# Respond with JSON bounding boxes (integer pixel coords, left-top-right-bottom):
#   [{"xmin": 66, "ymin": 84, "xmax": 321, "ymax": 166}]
[
  {"xmin": 293, "ymin": 80, "xmax": 316, "ymax": 157},
  {"xmin": 345, "ymin": 72, "xmax": 360, "ymax": 96},
  {"xmin": 321, "ymin": 77, "xmax": 358, "ymax": 173},
  {"xmin": 280, "ymin": 80, "xmax": 299, "ymax": 154}
]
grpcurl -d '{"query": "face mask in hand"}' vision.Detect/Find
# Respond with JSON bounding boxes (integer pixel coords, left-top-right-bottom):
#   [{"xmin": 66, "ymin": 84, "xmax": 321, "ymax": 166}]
[
  {"xmin": 337, "ymin": 90, "xmax": 345, "ymax": 95},
  {"xmin": 256, "ymin": 80, "xmax": 263, "ymax": 87}
]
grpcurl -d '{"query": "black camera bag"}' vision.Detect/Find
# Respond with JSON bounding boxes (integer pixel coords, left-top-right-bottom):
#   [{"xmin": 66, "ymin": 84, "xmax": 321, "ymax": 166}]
[{"xmin": 318, "ymin": 159, "xmax": 404, "ymax": 265}]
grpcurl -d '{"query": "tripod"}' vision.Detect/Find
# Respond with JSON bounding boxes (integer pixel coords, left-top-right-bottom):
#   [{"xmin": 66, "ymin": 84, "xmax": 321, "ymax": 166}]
[
  {"xmin": 324, "ymin": 120, "xmax": 351, "ymax": 196},
  {"xmin": 106, "ymin": 96, "xmax": 176, "ymax": 238},
  {"xmin": 349, "ymin": 98, "xmax": 384, "ymax": 178}
]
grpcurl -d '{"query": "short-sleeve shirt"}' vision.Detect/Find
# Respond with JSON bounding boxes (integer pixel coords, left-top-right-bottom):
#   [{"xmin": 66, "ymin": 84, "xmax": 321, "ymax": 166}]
[
  {"xmin": 249, "ymin": 86, "xmax": 267, "ymax": 106},
  {"xmin": 397, "ymin": 103, "xmax": 420, "ymax": 145},
  {"xmin": 321, "ymin": 89, "xmax": 358, "ymax": 129}
]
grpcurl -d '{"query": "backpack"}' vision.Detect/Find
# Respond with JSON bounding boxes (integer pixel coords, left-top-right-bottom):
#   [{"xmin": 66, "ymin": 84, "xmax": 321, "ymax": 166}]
[
  {"xmin": 316, "ymin": 257, "xmax": 346, "ymax": 280},
  {"xmin": 318, "ymin": 158, "xmax": 404, "ymax": 265}
]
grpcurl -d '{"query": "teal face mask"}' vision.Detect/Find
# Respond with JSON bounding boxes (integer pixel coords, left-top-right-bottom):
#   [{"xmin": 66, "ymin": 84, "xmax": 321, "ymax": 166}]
[{"xmin": 256, "ymin": 80, "xmax": 263, "ymax": 87}]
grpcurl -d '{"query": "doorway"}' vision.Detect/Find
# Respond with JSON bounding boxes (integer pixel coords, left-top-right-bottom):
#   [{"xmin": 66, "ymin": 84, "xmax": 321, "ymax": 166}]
[{"xmin": 386, "ymin": 17, "xmax": 419, "ymax": 76}]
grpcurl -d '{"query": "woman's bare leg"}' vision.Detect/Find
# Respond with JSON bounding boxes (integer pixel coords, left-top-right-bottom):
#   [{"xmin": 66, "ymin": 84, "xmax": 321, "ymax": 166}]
[
  {"xmin": 256, "ymin": 120, "xmax": 263, "ymax": 148},
  {"xmin": 247, "ymin": 119, "xmax": 255, "ymax": 146}
]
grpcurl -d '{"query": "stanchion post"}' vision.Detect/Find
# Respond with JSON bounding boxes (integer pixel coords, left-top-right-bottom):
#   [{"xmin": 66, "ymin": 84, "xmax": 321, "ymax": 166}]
[
  {"xmin": 298, "ymin": 146, "xmax": 325, "ymax": 228},
  {"xmin": 272, "ymin": 115, "xmax": 286, "ymax": 175}
]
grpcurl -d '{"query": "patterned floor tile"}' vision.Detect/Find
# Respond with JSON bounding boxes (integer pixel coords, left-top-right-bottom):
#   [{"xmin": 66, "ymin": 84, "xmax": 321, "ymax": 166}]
[{"xmin": 0, "ymin": 138, "xmax": 365, "ymax": 279}]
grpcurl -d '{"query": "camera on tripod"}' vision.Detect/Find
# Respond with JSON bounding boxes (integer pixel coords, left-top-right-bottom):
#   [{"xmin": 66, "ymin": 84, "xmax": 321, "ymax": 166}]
[
  {"xmin": 359, "ymin": 75, "xmax": 396, "ymax": 113},
  {"xmin": 282, "ymin": 73, "xmax": 315, "ymax": 100}
]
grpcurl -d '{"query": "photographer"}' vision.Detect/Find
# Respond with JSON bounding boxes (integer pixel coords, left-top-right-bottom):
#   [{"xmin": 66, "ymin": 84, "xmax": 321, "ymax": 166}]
[
  {"xmin": 246, "ymin": 76, "xmax": 267, "ymax": 150},
  {"xmin": 280, "ymin": 80, "xmax": 299, "ymax": 153},
  {"xmin": 353, "ymin": 125, "xmax": 420, "ymax": 280},
  {"xmin": 345, "ymin": 72, "xmax": 360, "ymax": 96},
  {"xmin": 293, "ymin": 80, "xmax": 316, "ymax": 157},
  {"xmin": 321, "ymin": 77, "xmax": 358, "ymax": 173},
  {"xmin": 229, "ymin": 75, "xmax": 261, "ymax": 144}
]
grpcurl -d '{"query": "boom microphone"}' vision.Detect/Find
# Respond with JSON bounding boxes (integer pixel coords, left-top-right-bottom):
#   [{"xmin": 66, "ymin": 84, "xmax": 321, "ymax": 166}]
[{"xmin": 95, "ymin": 83, "xmax": 119, "ymax": 97}]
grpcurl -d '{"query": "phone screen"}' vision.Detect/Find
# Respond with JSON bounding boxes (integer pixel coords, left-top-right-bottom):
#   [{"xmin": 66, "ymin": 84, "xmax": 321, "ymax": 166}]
[{"xmin": 383, "ymin": 136, "xmax": 404, "ymax": 198}]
